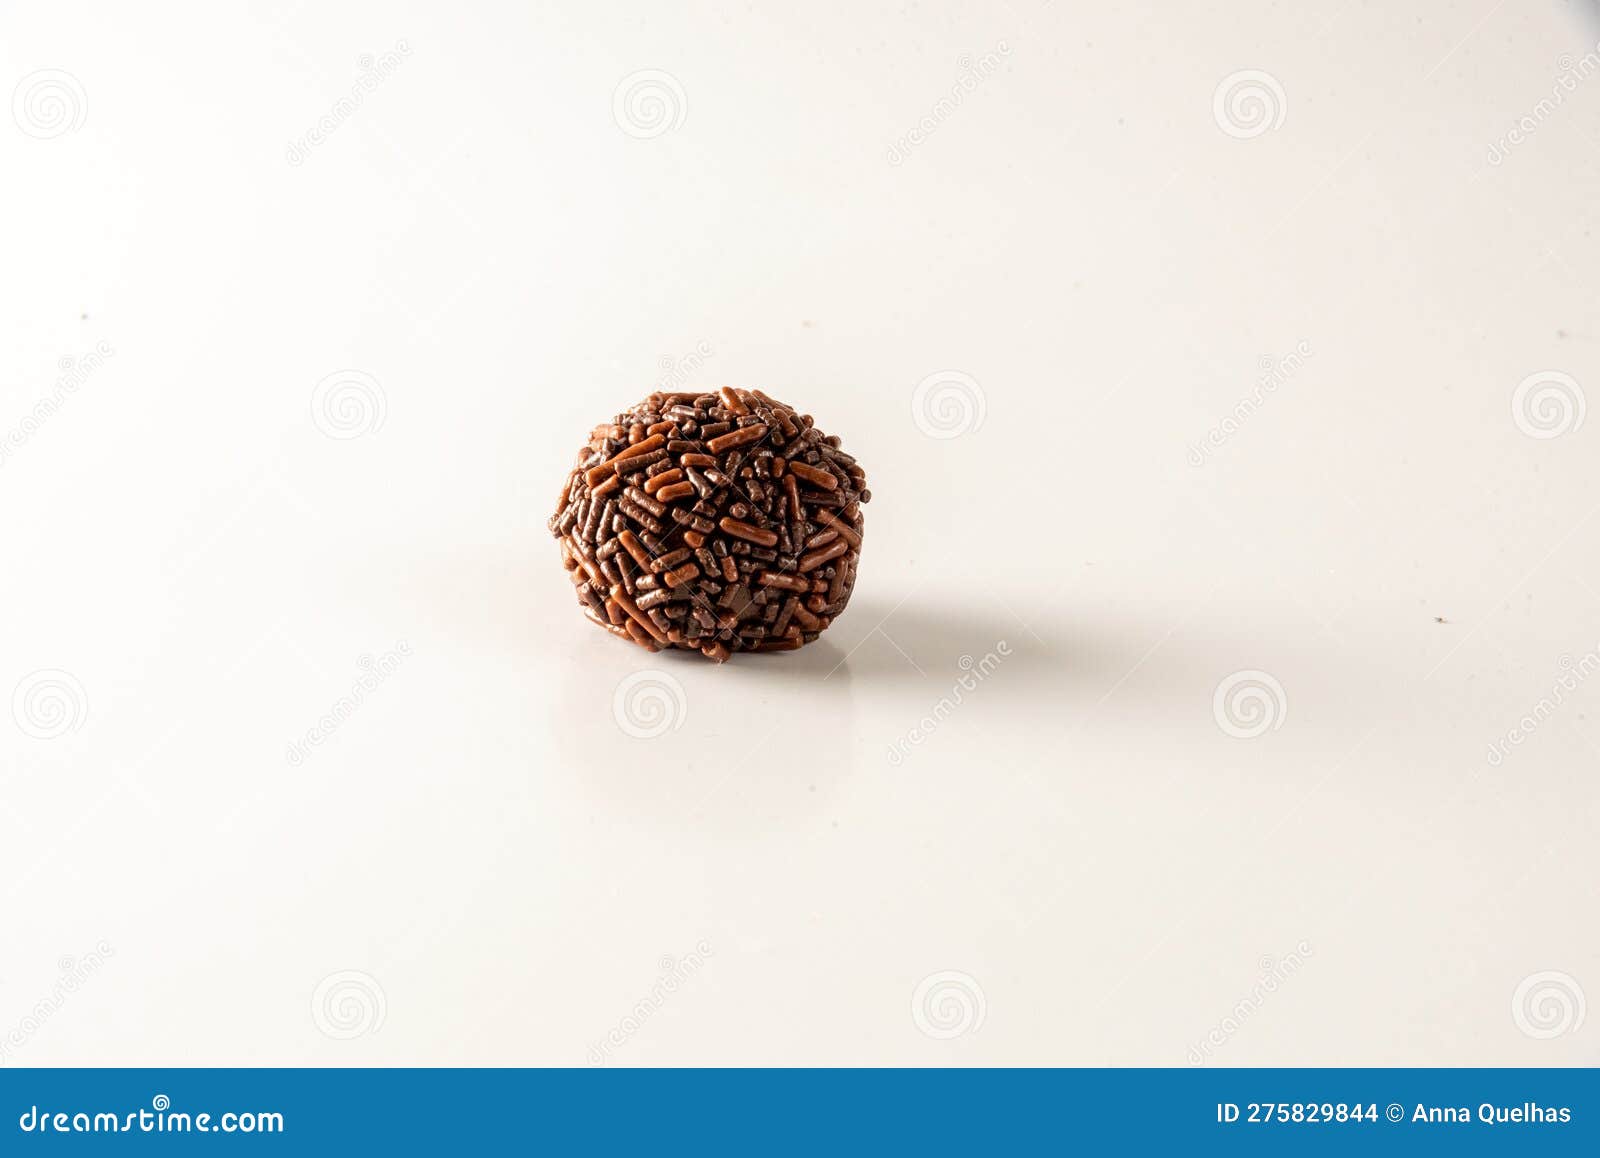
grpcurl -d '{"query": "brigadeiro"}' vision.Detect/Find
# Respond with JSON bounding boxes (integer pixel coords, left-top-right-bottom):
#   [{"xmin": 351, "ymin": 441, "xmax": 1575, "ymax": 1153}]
[{"xmin": 549, "ymin": 388, "xmax": 870, "ymax": 662}]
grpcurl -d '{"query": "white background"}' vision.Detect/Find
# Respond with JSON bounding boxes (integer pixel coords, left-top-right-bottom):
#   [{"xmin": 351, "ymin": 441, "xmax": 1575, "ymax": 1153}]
[{"xmin": 3, "ymin": 0, "xmax": 1598, "ymax": 1066}]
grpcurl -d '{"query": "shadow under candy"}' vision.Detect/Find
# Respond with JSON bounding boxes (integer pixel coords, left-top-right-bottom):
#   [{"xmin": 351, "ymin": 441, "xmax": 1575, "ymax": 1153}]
[{"xmin": 817, "ymin": 597, "xmax": 1075, "ymax": 688}]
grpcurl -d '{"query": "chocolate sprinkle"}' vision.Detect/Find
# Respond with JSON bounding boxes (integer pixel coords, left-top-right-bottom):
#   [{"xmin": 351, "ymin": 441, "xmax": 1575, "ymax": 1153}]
[{"xmin": 550, "ymin": 388, "xmax": 870, "ymax": 662}]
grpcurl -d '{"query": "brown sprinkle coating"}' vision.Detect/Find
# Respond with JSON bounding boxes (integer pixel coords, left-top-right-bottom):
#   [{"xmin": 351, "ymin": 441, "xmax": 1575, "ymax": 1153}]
[
  {"xmin": 706, "ymin": 423, "xmax": 768, "ymax": 454},
  {"xmin": 798, "ymin": 538, "xmax": 850, "ymax": 572},
  {"xmin": 811, "ymin": 508, "xmax": 862, "ymax": 548},
  {"xmin": 549, "ymin": 388, "xmax": 869, "ymax": 661},
  {"xmin": 584, "ymin": 433, "xmax": 666, "ymax": 486},
  {"xmin": 758, "ymin": 572, "xmax": 811, "ymax": 592},
  {"xmin": 642, "ymin": 468, "xmax": 685, "ymax": 494},
  {"xmin": 787, "ymin": 460, "xmax": 838, "ymax": 490},
  {"xmin": 719, "ymin": 516, "xmax": 779, "ymax": 548}
]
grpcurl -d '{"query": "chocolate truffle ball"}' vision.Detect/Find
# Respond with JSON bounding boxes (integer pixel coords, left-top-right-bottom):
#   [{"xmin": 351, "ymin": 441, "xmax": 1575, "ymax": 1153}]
[{"xmin": 550, "ymin": 388, "xmax": 870, "ymax": 662}]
